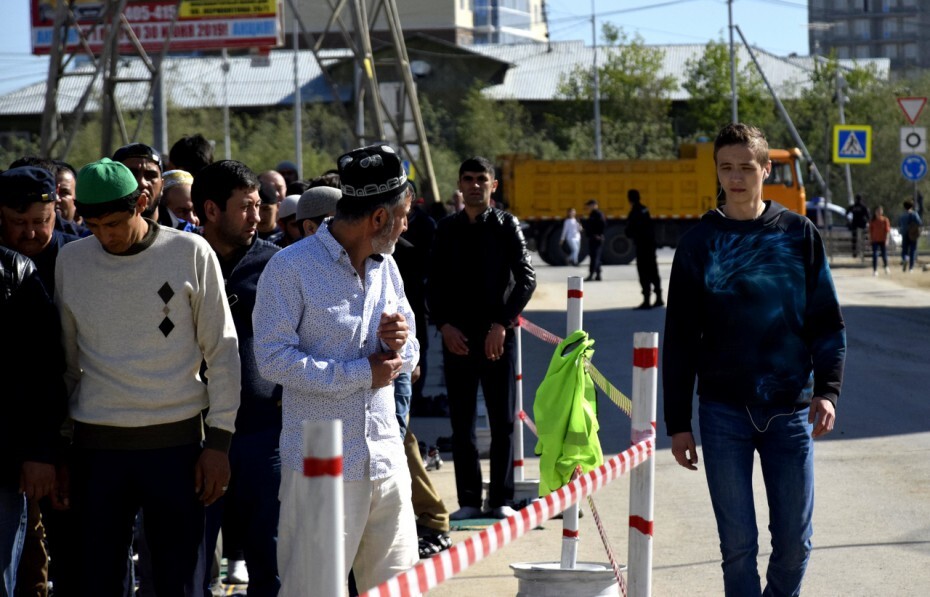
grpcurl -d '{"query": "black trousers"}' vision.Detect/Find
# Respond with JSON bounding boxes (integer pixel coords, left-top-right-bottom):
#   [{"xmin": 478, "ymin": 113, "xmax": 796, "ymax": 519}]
[
  {"xmin": 588, "ymin": 237, "xmax": 603, "ymax": 275},
  {"xmin": 71, "ymin": 443, "xmax": 207, "ymax": 597},
  {"xmin": 443, "ymin": 332, "xmax": 515, "ymax": 509},
  {"xmin": 635, "ymin": 248, "xmax": 661, "ymax": 297}
]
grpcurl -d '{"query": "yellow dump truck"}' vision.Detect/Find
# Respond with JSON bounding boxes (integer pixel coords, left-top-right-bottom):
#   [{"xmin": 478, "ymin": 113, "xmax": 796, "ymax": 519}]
[{"xmin": 498, "ymin": 143, "xmax": 806, "ymax": 265}]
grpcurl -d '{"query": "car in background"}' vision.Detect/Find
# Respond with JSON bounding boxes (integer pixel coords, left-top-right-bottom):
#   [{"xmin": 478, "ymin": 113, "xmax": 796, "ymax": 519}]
[{"xmin": 806, "ymin": 198, "xmax": 901, "ymax": 253}]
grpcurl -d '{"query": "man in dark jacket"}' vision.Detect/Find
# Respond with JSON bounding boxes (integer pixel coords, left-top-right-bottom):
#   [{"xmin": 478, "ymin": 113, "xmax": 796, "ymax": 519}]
[
  {"xmin": 0, "ymin": 166, "xmax": 79, "ymax": 296},
  {"xmin": 427, "ymin": 156, "xmax": 536, "ymax": 520},
  {"xmin": 194, "ymin": 160, "xmax": 281, "ymax": 595},
  {"xmin": 0, "ymin": 246, "xmax": 67, "ymax": 596},
  {"xmin": 583, "ymin": 198, "xmax": 606, "ymax": 281},
  {"xmin": 626, "ymin": 189, "xmax": 663, "ymax": 309},
  {"xmin": 664, "ymin": 123, "xmax": 845, "ymax": 596}
]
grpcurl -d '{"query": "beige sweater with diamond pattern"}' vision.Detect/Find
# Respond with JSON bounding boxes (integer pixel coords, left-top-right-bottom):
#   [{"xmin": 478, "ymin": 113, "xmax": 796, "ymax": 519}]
[{"xmin": 54, "ymin": 224, "xmax": 240, "ymax": 446}]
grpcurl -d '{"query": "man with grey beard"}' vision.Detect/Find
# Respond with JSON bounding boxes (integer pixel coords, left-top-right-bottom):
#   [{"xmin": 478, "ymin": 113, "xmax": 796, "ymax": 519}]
[{"xmin": 252, "ymin": 144, "xmax": 419, "ymax": 595}]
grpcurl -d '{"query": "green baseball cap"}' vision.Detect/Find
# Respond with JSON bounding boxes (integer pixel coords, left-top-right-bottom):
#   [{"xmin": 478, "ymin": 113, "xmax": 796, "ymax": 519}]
[{"xmin": 76, "ymin": 158, "xmax": 139, "ymax": 206}]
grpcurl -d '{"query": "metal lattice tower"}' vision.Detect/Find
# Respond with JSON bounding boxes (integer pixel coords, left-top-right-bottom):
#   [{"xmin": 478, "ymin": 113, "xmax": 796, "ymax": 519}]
[
  {"xmin": 40, "ymin": 0, "xmax": 440, "ymax": 201},
  {"xmin": 285, "ymin": 0, "xmax": 441, "ymax": 202}
]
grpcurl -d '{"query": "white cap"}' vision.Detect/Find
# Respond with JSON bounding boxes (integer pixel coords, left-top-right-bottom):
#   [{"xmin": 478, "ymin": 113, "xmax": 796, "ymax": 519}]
[{"xmin": 278, "ymin": 194, "xmax": 300, "ymax": 220}]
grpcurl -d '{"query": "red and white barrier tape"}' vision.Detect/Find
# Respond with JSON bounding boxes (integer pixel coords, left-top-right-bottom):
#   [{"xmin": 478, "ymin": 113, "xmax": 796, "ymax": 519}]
[
  {"xmin": 358, "ymin": 437, "xmax": 656, "ymax": 597},
  {"xmin": 518, "ymin": 316, "xmax": 563, "ymax": 345},
  {"xmin": 517, "ymin": 409, "xmax": 538, "ymax": 438},
  {"xmin": 587, "ymin": 493, "xmax": 627, "ymax": 596}
]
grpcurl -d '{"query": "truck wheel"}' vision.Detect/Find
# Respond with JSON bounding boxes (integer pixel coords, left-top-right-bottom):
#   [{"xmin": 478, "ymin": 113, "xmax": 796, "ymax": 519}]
[
  {"xmin": 602, "ymin": 224, "xmax": 635, "ymax": 265},
  {"xmin": 544, "ymin": 227, "xmax": 569, "ymax": 265},
  {"xmin": 535, "ymin": 224, "xmax": 555, "ymax": 265}
]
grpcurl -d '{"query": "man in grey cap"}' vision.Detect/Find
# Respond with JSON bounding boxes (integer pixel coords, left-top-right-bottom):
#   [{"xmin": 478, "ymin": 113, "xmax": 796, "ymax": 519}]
[
  {"xmin": 295, "ymin": 185, "xmax": 340, "ymax": 238},
  {"xmin": 253, "ymin": 144, "xmax": 418, "ymax": 595}
]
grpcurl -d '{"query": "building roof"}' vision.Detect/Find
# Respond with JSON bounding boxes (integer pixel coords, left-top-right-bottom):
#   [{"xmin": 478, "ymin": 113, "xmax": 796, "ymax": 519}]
[
  {"xmin": 0, "ymin": 49, "xmax": 352, "ymax": 117},
  {"xmin": 0, "ymin": 41, "xmax": 890, "ymax": 116},
  {"xmin": 468, "ymin": 41, "xmax": 890, "ymax": 102}
]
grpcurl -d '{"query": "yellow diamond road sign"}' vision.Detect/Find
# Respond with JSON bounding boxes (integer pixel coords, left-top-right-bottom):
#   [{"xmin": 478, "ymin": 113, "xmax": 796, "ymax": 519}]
[{"xmin": 833, "ymin": 125, "xmax": 872, "ymax": 164}]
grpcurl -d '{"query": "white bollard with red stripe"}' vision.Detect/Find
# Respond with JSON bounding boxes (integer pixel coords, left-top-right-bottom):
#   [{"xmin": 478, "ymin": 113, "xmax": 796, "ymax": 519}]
[
  {"xmin": 514, "ymin": 318, "xmax": 525, "ymax": 483},
  {"xmin": 627, "ymin": 332, "xmax": 658, "ymax": 597},
  {"xmin": 302, "ymin": 419, "xmax": 345, "ymax": 597},
  {"xmin": 560, "ymin": 275, "xmax": 584, "ymax": 569}
]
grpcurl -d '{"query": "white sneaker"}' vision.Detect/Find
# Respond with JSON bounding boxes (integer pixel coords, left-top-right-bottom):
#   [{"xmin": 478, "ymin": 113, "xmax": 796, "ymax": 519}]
[
  {"xmin": 489, "ymin": 505, "xmax": 518, "ymax": 519},
  {"xmin": 449, "ymin": 506, "xmax": 483, "ymax": 521},
  {"xmin": 226, "ymin": 559, "xmax": 249, "ymax": 585},
  {"xmin": 885, "ymin": 266, "xmax": 890, "ymax": 274},
  {"xmin": 873, "ymin": 270, "xmax": 878, "ymax": 276}
]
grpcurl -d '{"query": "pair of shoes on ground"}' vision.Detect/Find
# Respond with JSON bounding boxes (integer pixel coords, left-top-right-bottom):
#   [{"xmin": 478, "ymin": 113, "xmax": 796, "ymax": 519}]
[
  {"xmin": 584, "ymin": 274, "xmax": 602, "ymax": 282},
  {"xmin": 417, "ymin": 526, "xmax": 453, "ymax": 559},
  {"xmin": 449, "ymin": 505, "xmax": 519, "ymax": 521}
]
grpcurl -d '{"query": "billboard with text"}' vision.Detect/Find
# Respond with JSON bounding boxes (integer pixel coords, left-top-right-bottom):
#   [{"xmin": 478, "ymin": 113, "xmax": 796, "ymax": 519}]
[{"xmin": 31, "ymin": 0, "xmax": 283, "ymax": 55}]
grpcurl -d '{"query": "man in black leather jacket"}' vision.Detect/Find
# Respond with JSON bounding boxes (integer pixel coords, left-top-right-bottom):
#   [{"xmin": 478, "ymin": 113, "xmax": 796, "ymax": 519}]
[
  {"xmin": 0, "ymin": 246, "xmax": 67, "ymax": 596},
  {"xmin": 427, "ymin": 156, "xmax": 536, "ymax": 520}
]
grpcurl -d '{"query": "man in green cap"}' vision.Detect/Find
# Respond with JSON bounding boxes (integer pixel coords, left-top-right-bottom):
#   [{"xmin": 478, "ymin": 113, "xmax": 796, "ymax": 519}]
[{"xmin": 54, "ymin": 157, "xmax": 241, "ymax": 594}]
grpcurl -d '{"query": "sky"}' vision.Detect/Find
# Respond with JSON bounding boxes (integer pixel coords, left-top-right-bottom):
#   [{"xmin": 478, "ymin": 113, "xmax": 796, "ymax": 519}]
[{"xmin": 0, "ymin": 0, "xmax": 811, "ymax": 96}]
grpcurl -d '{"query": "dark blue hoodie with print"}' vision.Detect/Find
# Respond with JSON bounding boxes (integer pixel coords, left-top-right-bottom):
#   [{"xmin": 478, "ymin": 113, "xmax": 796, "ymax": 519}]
[{"xmin": 663, "ymin": 201, "xmax": 846, "ymax": 436}]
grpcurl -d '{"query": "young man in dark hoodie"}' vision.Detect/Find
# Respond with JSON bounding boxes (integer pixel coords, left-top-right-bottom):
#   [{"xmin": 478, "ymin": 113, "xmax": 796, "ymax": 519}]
[
  {"xmin": 193, "ymin": 160, "xmax": 282, "ymax": 595},
  {"xmin": 663, "ymin": 123, "xmax": 846, "ymax": 597}
]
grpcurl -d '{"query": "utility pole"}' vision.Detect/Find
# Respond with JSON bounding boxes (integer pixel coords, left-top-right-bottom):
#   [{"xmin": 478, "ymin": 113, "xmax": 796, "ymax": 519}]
[
  {"xmin": 293, "ymin": 23, "xmax": 303, "ymax": 179},
  {"xmin": 285, "ymin": 0, "xmax": 441, "ymax": 203},
  {"xmin": 728, "ymin": 0, "xmax": 738, "ymax": 123},
  {"xmin": 592, "ymin": 0, "xmax": 602, "ymax": 159},
  {"xmin": 836, "ymin": 71, "xmax": 855, "ymax": 205},
  {"xmin": 735, "ymin": 25, "xmax": 829, "ymax": 198}
]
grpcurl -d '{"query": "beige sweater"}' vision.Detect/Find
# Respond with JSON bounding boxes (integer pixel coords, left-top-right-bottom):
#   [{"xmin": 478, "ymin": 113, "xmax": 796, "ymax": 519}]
[{"xmin": 55, "ymin": 223, "xmax": 240, "ymax": 448}]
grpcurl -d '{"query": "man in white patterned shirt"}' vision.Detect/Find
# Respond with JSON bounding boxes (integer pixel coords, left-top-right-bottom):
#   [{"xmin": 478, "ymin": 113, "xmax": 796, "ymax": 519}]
[{"xmin": 253, "ymin": 144, "xmax": 419, "ymax": 595}]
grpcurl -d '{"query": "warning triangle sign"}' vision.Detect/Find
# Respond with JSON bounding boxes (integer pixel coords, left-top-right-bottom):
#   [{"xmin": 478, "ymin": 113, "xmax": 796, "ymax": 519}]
[
  {"xmin": 841, "ymin": 132, "xmax": 866, "ymax": 157},
  {"xmin": 898, "ymin": 97, "xmax": 927, "ymax": 124}
]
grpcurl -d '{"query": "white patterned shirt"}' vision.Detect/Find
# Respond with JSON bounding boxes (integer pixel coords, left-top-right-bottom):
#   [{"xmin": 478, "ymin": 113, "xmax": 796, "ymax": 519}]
[{"xmin": 252, "ymin": 222, "xmax": 418, "ymax": 480}]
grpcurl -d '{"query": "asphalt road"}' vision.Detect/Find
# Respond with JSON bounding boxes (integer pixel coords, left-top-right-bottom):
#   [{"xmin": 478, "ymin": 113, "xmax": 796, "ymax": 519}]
[{"xmin": 410, "ymin": 249, "xmax": 930, "ymax": 596}]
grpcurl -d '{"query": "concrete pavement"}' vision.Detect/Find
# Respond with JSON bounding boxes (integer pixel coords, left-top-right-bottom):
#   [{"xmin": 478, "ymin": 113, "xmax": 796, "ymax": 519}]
[{"xmin": 407, "ymin": 252, "xmax": 930, "ymax": 596}]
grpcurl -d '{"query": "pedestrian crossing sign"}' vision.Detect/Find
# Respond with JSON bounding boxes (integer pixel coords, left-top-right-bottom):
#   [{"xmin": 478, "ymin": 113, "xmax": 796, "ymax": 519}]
[{"xmin": 833, "ymin": 125, "xmax": 872, "ymax": 164}]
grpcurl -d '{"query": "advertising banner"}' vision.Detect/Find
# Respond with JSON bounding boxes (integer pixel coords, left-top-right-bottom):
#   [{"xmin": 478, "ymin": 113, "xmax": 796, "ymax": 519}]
[{"xmin": 30, "ymin": 0, "xmax": 282, "ymax": 55}]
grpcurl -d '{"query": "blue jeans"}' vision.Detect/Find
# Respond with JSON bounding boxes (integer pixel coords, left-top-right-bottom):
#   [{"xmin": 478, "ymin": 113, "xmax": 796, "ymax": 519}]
[
  {"xmin": 902, "ymin": 238, "xmax": 918, "ymax": 270},
  {"xmin": 871, "ymin": 242, "xmax": 887, "ymax": 270},
  {"xmin": 394, "ymin": 372, "xmax": 412, "ymax": 440},
  {"xmin": 204, "ymin": 426, "xmax": 282, "ymax": 596},
  {"xmin": 699, "ymin": 401, "xmax": 814, "ymax": 597},
  {"xmin": 0, "ymin": 484, "xmax": 26, "ymax": 597}
]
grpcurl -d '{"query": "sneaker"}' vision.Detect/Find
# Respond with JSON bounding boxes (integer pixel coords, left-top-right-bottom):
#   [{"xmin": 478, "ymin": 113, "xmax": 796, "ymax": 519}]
[
  {"xmin": 584, "ymin": 274, "xmax": 596, "ymax": 282},
  {"xmin": 417, "ymin": 527, "xmax": 452, "ymax": 559},
  {"xmin": 424, "ymin": 447, "xmax": 443, "ymax": 471},
  {"xmin": 226, "ymin": 559, "xmax": 249, "ymax": 585},
  {"xmin": 449, "ymin": 506, "xmax": 483, "ymax": 521},
  {"xmin": 873, "ymin": 270, "xmax": 878, "ymax": 277},
  {"xmin": 633, "ymin": 301, "xmax": 651, "ymax": 310},
  {"xmin": 488, "ymin": 505, "xmax": 518, "ymax": 519},
  {"xmin": 885, "ymin": 266, "xmax": 890, "ymax": 274},
  {"xmin": 652, "ymin": 297, "xmax": 665, "ymax": 308}
]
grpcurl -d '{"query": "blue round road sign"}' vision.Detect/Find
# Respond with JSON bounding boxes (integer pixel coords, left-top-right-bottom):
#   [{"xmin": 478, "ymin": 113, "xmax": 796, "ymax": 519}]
[{"xmin": 902, "ymin": 155, "xmax": 927, "ymax": 181}]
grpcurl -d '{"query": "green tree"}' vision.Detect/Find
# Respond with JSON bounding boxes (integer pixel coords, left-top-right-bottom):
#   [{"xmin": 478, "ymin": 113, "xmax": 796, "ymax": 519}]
[
  {"xmin": 680, "ymin": 39, "xmax": 773, "ymax": 139},
  {"xmin": 557, "ymin": 24, "xmax": 676, "ymax": 159},
  {"xmin": 454, "ymin": 86, "xmax": 557, "ymax": 160}
]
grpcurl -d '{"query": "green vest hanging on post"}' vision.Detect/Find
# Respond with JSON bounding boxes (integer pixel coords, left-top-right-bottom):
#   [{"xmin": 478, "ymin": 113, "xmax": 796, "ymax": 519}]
[{"xmin": 534, "ymin": 329, "xmax": 604, "ymax": 496}]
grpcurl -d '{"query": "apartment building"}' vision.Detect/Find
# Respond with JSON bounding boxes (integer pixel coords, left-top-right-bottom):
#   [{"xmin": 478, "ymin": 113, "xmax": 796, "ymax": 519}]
[
  {"xmin": 285, "ymin": 0, "xmax": 548, "ymax": 46},
  {"xmin": 808, "ymin": 0, "xmax": 930, "ymax": 75}
]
